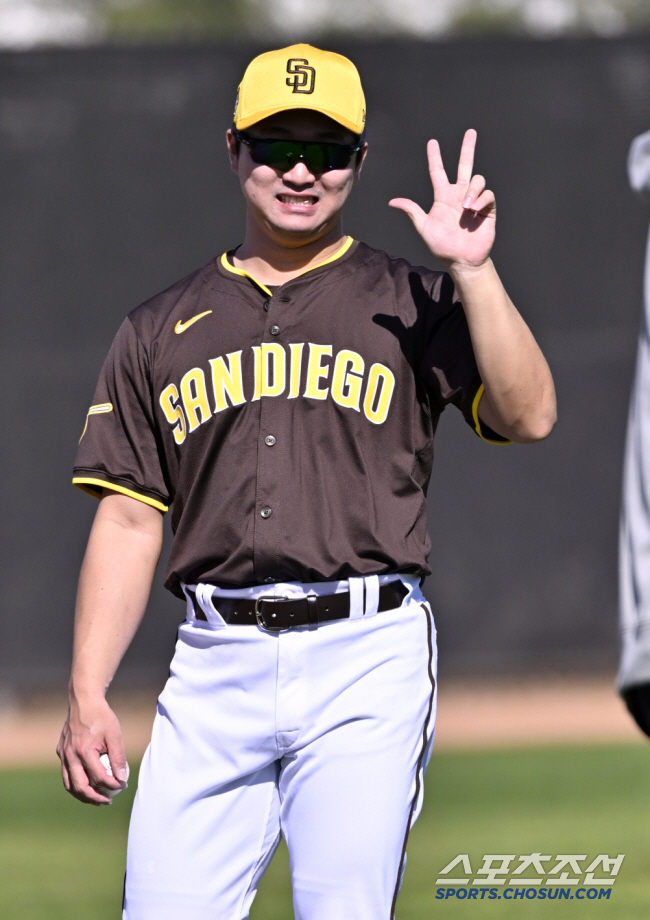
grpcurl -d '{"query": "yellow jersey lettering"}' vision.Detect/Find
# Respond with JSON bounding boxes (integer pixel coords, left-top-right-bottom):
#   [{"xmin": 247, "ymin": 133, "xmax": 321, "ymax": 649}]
[
  {"xmin": 209, "ymin": 350, "xmax": 246, "ymax": 413},
  {"xmin": 288, "ymin": 343, "xmax": 304, "ymax": 399},
  {"xmin": 363, "ymin": 363, "xmax": 395, "ymax": 425},
  {"xmin": 159, "ymin": 384, "xmax": 187, "ymax": 445},
  {"xmin": 260, "ymin": 343, "xmax": 286, "ymax": 397},
  {"xmin": 304, "ymin": 343, "xmax": 332, "ymax": 400},
  {"xmin": 251, "ymin": 346, "xmax": 262, "ymax": 401},
  {"xmin": 159, "ymin": 343, "xmax": 396, "ymax": 439},
  {"xmin": 331, "ymin": 349, "xmax": 364, "ymax": 412},
  {"xmin": 180, "ymin": 368, "xmax": 212, "ymax": 432}
]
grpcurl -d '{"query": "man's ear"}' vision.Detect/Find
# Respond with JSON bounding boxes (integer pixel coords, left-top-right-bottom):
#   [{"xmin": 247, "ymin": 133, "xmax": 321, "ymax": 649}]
[
  {"xmin": 354, "ymin": 143, "xmax": 368, "ymax": 182},
  {"xmin": 226, "ymin": 128, "xmax": 240, "ymax": 174}
]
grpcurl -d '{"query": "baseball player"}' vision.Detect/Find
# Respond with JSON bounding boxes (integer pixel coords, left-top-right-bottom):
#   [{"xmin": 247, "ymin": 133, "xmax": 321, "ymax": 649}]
[
  {"xmin": 57, "ymin": 44, "xmax": 556, "ymax": 919},
  {"xmin": 619, "ymin": 129, "xmax": 650, "ymax": 737}
]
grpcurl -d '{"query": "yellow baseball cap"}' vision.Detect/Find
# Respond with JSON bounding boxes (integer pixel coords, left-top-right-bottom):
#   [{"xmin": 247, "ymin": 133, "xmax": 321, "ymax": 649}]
[{"xmin": 233, "ymin": 43, "xmax": 366, "ymax": 136}]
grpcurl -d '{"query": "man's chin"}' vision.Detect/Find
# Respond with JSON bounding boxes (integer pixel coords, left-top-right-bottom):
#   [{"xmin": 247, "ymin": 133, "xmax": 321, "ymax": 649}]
[{"xmin": 265, "ymin": 218, "xmax": 333, "ymax": 247}]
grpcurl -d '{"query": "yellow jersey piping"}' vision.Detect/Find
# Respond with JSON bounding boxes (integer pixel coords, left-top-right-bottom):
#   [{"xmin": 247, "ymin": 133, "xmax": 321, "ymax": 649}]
[
  {"xmin": 79, "ymin": 402, "xmax": 113, "ymax": 442},
  {"xmin": 72, "ymin": 477, "xmax": 169, "ymax": 512},
  {"xmin": 220, "ymin": 254, "xmax": 273, "ymax": 297},
  {"xmin": 307, "ymin": 234, "xmax": 354, "ymax": 268},
  {"xmin": 471, "ymin": 384, "xmax": 512, "ymax": 445},
  {"xmin": 219, "ymin": 236, "xmax": 354, "ymax": 296}
]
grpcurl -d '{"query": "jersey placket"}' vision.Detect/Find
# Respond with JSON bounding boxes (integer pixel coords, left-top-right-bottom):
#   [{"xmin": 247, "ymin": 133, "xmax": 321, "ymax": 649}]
[{"xmin": 253, "ymin": 289, "xmax": 291, "ymax": 585}]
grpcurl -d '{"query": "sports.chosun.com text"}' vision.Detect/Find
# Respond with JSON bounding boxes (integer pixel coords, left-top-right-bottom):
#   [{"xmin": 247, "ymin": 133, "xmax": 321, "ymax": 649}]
[{"xmin": 436, "ymin": 887, "xmax": 612, "ymax": 900}]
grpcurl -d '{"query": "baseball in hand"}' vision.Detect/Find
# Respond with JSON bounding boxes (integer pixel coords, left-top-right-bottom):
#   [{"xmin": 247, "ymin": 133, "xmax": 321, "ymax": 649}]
[{"xmin": 97, "ymin": 753, "xmax": 130, "ymax": 798}]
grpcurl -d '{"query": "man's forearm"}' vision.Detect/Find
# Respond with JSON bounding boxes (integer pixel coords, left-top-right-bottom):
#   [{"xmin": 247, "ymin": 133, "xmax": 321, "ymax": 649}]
[
  {"xmin": 59, "ymin": 492, "xmax": 163, "ymax": 804},
  {"xmin": 449, "ymin": 258, "xmax": 557, "ymax": 443},
  {"xmin": 70, "ymin": 492, "xmax": 164, "ymax": 701}
]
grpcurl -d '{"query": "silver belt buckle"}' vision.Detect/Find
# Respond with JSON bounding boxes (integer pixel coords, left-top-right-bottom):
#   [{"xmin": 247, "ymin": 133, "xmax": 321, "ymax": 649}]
[{"xmin": 255, "ymin": 595, "xmax": 290, "ymax": 632}]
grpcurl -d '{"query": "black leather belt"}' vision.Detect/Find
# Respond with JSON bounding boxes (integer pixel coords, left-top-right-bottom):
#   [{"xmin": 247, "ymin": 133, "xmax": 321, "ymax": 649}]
[{"xmin": 186, "ymin": 580, "xmax": 408, "ymax": 631}]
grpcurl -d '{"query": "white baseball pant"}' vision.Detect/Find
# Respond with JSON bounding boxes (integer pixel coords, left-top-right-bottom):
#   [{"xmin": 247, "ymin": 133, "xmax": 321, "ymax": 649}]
[{"xmin": 122, "ymin": 575, "xmax": 437, "ymax": 920}]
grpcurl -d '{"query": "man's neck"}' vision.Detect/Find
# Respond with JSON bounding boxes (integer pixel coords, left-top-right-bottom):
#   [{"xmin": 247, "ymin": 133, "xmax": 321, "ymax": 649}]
[{"xmin": 233, "ymin": 223, "xmax": 349, "ymax": 286}]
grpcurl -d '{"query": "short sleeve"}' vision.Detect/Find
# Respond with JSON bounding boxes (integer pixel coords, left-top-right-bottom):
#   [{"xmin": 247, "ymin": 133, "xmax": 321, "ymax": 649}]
[
  {"xmin": 73, "ymin": 317, "xmax": 171, "ymax": 511},
  {"xmin": 418, "ymin": 273, "xmax": 510, "ymax": 444}
]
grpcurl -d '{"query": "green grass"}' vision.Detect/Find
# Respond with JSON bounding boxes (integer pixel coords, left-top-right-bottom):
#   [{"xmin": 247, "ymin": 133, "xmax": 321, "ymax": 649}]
[{"xmin": 1, "ymin": 743, "xmax": 649, "ymax": 919}]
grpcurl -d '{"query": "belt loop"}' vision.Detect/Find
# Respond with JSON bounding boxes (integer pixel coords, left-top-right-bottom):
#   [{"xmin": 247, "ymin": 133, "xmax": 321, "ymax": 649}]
[
  {"xmin": 364, "ymin": 575, "xmax": 380, "ymax": 618},
  {"xmin": 182, "ymin": 584, "xmax": 196, "ymax": 621},
  {"xmin": 348, "ymin": 577, "xmax": 364, "ymax": 619},
  {"xmin": 197, "ymin": 583, "xmax": 227, "ymax": 628}
]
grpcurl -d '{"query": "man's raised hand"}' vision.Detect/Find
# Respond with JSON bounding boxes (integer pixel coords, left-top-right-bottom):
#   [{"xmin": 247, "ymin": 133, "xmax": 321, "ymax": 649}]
[{"xmin": 389, "ymin": 129, "xmax": 496, "ymax": 270}]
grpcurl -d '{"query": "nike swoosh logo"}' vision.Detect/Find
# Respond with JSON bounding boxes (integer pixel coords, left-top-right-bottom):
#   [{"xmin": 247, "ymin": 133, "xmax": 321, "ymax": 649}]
[{"xmin": 174, "ymin": 310, "xmax": 212, "ymax": 334}]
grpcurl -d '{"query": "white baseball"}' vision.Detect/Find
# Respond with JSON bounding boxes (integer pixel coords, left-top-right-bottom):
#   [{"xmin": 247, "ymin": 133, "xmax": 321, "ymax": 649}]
[{"xmin": 97, "ymin": 752, "xmax": 130, "ymax": 798}]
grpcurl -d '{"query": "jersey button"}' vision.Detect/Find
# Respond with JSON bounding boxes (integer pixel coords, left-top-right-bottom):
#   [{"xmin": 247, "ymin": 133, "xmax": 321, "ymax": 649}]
[
  {"xmin": 269, "ymin": 324, "xmax": 280, "ymax": 335},
  {"xmin": 260, "ymin": 506, "xmax": 272, "ymax": 519},
  {"xmin": 264, "ymin": 576, "xmax": 275, "ymax": 583},
  {"xmin": 263, "ymin": 300, "xmax": 270, "ymax": 312},
  {"xmin": 265, "ymin": 435, "xmax": 276, "ymax": 446}
]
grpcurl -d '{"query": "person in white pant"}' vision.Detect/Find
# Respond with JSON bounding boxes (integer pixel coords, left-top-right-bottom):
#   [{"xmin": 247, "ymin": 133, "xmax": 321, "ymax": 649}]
[
  {"xmin": 619, "ymin": 129, "xmax": 650, "ymax": 738},
  {"xmin": 57, "ymin": 44, "xmax": 556, "ymax": 918}
]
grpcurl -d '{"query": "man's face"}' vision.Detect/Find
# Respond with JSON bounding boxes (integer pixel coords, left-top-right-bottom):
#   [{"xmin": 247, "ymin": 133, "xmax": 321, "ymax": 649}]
[{"xmin": 227, "ymin": 109, "xmax": 366, "ymax": 246}]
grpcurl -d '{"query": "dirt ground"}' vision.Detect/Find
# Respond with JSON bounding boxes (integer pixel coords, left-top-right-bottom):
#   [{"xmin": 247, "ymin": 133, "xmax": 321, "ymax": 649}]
[{"xmin": 0, "ymin": 676, "xmax": 643, "ymax": 768}]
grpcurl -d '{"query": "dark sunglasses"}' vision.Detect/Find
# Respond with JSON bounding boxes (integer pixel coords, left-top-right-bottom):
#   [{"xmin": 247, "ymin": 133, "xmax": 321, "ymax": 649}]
[{"xmin": 235, "ymin": 130, "xmax": 363, "ymax": 174}]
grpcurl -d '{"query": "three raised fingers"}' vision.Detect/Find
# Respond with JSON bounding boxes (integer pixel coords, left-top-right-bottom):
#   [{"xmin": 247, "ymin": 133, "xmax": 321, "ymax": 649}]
[{"xmin": 428, "ymin": 129, "xmax": 488, "ymax": 205}]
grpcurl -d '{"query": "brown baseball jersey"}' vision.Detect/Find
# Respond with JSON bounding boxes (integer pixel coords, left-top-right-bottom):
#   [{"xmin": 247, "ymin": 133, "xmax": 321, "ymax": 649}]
[{"xmin": 73, "ymin": 238, "xmax": 509, "ymax": 598}]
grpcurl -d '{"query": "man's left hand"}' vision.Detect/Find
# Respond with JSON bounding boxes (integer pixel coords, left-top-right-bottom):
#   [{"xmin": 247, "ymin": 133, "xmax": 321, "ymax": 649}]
[{"xmin": 389, "ymin": 129, "xmax": 496, "ymax": 270}]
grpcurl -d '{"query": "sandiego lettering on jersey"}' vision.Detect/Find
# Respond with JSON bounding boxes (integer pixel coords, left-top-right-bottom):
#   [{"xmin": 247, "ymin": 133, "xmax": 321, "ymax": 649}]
[
  {"xmin": 73, "ymin": 241, "xmax": 508, "ymax": 595},
  {"xmin": 159, "ymin": 343, "xmax": 396, "ymax": 442}
]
